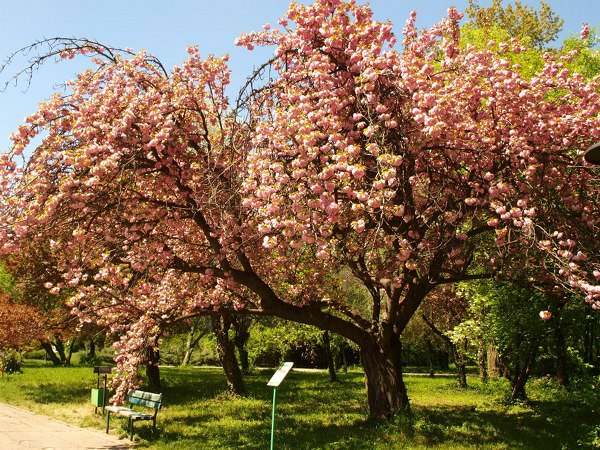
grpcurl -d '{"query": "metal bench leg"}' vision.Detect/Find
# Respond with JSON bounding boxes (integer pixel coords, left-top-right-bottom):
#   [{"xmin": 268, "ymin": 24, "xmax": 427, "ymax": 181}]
[
  {"xmin": 129, "ymin": 417, "xmax": 134, "ymax": 441},
  {"xmin": 153, "ymin": 416, "xmax": 157, "ymax": 433},
  {"xmin": 106, "ymin": 411, "xmax": 110, "ymax": 434}
]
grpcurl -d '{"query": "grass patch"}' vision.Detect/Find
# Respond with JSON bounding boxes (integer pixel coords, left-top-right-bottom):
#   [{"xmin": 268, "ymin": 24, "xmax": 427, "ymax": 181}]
[{"xmin": 0, "ymin": 363, "xmax": 598, "ymax": 449}]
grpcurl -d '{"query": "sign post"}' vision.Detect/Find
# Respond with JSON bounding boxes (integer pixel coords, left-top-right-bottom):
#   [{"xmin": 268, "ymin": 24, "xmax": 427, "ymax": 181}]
[{"xmin": 267, "ymin": 362, "xmax": 293, "ymax": 450}]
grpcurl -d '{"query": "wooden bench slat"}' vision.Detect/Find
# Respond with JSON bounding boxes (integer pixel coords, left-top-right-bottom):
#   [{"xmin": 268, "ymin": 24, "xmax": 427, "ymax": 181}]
[{"xmin": 106, "ymin": 389, "xmax": 163, "ymax": 440}]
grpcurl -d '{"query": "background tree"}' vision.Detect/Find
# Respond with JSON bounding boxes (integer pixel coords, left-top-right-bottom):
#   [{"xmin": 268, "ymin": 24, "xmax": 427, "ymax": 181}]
[
  {"xmin": 0, "ymin": 292, "xmax": 45, "ymax": 375},
  {"xmin": 465, "ymin": 0, "xmax": 564, "ymax": 49}
]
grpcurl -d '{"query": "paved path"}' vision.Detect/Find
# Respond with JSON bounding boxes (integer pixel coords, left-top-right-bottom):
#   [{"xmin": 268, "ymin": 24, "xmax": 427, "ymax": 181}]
[{"xmin": 0, "ymin": 403, "xmax": 129, "ymax": 449}]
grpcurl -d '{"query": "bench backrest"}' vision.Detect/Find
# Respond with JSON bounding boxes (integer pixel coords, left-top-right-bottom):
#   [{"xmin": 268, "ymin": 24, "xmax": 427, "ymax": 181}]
[{"xmin": 126, "ymin": 390, "xmax": 162, "ymax": 410}]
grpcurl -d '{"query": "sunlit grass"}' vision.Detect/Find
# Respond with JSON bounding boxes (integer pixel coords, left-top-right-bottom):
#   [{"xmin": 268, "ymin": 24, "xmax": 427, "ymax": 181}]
[{"xmin": 0, "ymin": 362, "xmax": 598, "ymax": 449}]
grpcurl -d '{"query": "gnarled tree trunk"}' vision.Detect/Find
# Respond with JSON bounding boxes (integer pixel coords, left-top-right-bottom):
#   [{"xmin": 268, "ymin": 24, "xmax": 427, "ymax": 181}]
[
  {"xmin": 360, "ymin": 335, "xmax": 409, "ymax": 420},
  {"xmin": 40, "ymin": 341, "xmax": 61, "ymax": 366},
  {"xmin": 212, "ymin": 314, "xmax": 246, "ymax": 396}
]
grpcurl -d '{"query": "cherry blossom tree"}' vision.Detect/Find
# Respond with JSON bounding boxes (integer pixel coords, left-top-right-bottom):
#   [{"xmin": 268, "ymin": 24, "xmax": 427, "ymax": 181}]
[
  {"xmin": 238, "ymin": 0, "xmax": 599, "ymax": 415},
  {"xmin": 1, "ymin": 0, "xmax": 598, "ymax": 418}
]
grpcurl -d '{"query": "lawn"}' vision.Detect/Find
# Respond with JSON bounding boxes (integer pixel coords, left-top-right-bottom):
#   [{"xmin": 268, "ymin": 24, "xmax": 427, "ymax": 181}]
[{"xmin": 0, "ymin": 361, "xmax": 598, "ymax": 449}]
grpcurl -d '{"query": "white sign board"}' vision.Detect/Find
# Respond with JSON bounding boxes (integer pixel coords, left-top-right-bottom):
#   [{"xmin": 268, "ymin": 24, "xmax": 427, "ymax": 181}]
[{"xmin": 267, "ymin": 362, "xmax": 294, "ymax": 388}]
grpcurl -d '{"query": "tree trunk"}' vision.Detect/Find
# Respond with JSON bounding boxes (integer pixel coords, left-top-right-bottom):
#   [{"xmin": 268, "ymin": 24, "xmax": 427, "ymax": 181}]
[
  {"xmin": 88, "ymin": 338, "xmax": 96, "ymax": 360},
  {"xmin": 510, "ymin": 348, "xmax": 536, "ymax": 401},
  {"xmin": 340, "ymin": 340, "xmax": 348, "ymax": 373},
  {"xmin": 145, "ymin": 339, "xmax": 161, "ymax": 388},
  {"xmin": 232, "ymin": 316, "xmax": 251, "ymax": 375},
  {"xmin": 426, "ymin": 339, "xmax": 435, "ymax": 376},
  {"xmin": 181, "ymin": 322, "xmax": 198, "ymax": 367},
  {"xmin": 54, "ymin": 338, "xmax": 69, "ymax": 366},
  {"xmin": 478, "ymin": 344, "xmax": 488, "ymax": 383},
  {"xmin": 583, "ymin": 316, "xmax": 594, "ymax": 366},
  {"xmin": 40, "ymin": 341, "xmax": 61, "ymax": 366},
  {"xmin": 212, "ymin": 314, "xmax": 246, "ymax": 396},
  {"xmin": 487, "ymin": 345, "xmax": 500, "ymax": 378},
  {"xmin": 65, "ymin": 339, "xmax": 74, "ymax": 366},
  {"xmin": 360, "ymin": 336, "xmax": 409, "ymax": 420},
  {"xmin": 453, "ymin": 344, "xmax": 468, "ymax": 388},
  {"xmin": 552, "ymin": 311, "xmax": 569, "ymax": 386},
  {"xmin": 322, "ymin": 331, "xmax": 338, "ymax": 382}
]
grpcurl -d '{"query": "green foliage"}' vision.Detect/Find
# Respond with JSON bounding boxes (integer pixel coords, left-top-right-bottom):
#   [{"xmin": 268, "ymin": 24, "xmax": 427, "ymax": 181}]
[
  {"xmin": 465, "ymin": 0, "xmax": 564, "ymax": 49},
  {"xmin": 0, "ymin": 262, "xmax": 17, "ymax": 298},
  {"xmin": 160, "ymin": 333, "xmax": 218, "ymax": 366},
  {"xmin": 247, "ymin": 317, "xmax": 356, "ymax": 368},
  {"xmin": 0, "ymin": 349, "xmax": 23, "ymax": 375},
  {"xmin": 460, "ymin": 23, "xmax": 545, "ymax": 78},
  {"xmin": 561, "ymin": 29, "xmax": 600, "ymax": 79}
]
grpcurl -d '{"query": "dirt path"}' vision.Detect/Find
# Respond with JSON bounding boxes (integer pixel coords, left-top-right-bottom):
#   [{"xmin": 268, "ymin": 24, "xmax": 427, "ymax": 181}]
[{"xmin": 0, "ymin": 403, "xmax": 129, "ymax": 449}]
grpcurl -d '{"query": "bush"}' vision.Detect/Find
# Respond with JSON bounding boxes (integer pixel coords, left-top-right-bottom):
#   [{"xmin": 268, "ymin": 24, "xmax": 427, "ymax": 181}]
[{"xmin": 1, "ymin": 350, "xmax": 23, "ymax": 375}]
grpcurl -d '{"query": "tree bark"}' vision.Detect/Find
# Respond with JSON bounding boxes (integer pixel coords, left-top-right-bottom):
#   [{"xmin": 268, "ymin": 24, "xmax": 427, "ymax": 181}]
[
  {"xmin": 232, "ymin": 316, "xmax": 251, "ymax": 374},
  {"xmin": 145, "ymin": 338, "xmax": 161, "ymax": 388},
  {"xmin": 360, "ymin": 335, "xmax": 409, "ymax": 420},
  {"xmin": 40, "ymin": 341, "xmax": 61, "ymax": 366},
  {"xmin": 322, "ymin": 330, "xmax": 338, "ymax": 382},
  {"xmin": 426, "ymin": 339, "xmax": 435, "ymax": 376},
  {"xmin": 212, "ymin": 314, "xmax": 246, "ymax": 396},
  {"xmin": 552, "ymin": 311, "xmax": 569, "ymax": 386},
  {"xmin": 487, "ymin": 345, "xmax": 500, "ymax": 378},
  {"xmin": 88, "ymin": 338, "xmax": 96, "ymax": 360},
  {"xmin": 478, "ymin": 344, "xmax": 488, "ymax": 383},
  {"xmin": 583, "ymin": 316, "xmax": 594, "ymax": 366},
  {"xmin": 454, "ymin": 345, "xmax": 468, "ymax": 388},
  {"xmin": 510, "ymin": 348, "xmax": 536, "ymax": 401},
  {"xmin": 65, "ymin": 338, "xmax": 74, "ymax": 366},
  {"xmin": 53, "ymin": 338, "xmax": 69, "ymax": 366}
]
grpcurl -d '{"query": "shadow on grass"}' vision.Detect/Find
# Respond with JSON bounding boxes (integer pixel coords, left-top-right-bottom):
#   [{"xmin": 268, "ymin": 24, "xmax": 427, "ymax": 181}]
[{"xmin": 8, "ymin": 365, "xmax": 598, "ymax": 449}]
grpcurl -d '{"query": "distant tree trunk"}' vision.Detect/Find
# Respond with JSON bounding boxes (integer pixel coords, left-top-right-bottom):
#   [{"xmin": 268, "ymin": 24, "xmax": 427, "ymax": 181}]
[
  {"xmin": 181, "ymin": 319, "xmax": 208, "ymax": 367},
  {"xmin": 552, "ymin": 311, "xmax": 569, "ymax": 386},
  {"xmin": 145, "ymin": 338, "xmax": 161, "ymax": 388},
  {"xmin": 212, "ymin": 314, "xmax": 246, "ymax": 396},
  {"xmin": 454, "ymin": 343, "xmax": 468, "ymax": 388},
  {"xmin": 421, "ymin": 314, "xmax": 467, "ymax": 387},
  {"xmin": 53, "ymin": 338, "xmax": 69, "ymax": 366},
  {"xmin": 478, "ymin": 344, "xmax": 488, "ymax": 383},
  {"xmin": 40, "ymin": 341, "xmax": 61, "ymax": 366},
  {"xmin": 510, "ymin": 348, "xmax": 536, "ymax": 401},
  {"xmin": 487, "ymin": 345, "xmax": 500, "ymax": 378},
  {"xmin": 88, "ymin": 338, "xmax": 96, "ymax": 360},
  {"xmin": 340, "ymin": 340, "xmax": 348, "ymax": 373},
  {"xmin": 232, "ymin": 316, "xmax": 251, "ymax": 374},
  {"xmin": 322, "ymin": 330, "xmax": 338, "ymax": 382},
  {"xmin": 583, "ymin": 316, "xmax": 594, "ymax": 366},
  {"xmin": 426, "ymin": 339, "xmax": 435, "ymax": 376},
  {"xmin": 65, "ymin": 338, "xmax": 74, "ymax": 366}
]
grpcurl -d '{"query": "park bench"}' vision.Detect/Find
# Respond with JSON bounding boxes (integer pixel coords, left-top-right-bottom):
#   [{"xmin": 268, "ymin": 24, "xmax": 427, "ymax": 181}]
[{"xmin": 105, "ymin": 389, "xmax": 162, "ymax": 440}]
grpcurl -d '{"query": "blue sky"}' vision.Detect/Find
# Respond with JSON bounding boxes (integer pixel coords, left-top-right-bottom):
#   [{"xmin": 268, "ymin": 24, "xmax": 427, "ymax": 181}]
[{"xmin": 1, "ymin": 0, "xmax": 598, "ymax": 150}]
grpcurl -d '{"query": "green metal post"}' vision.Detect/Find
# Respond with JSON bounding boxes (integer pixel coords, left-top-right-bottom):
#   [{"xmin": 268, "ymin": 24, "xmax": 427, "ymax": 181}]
[{"xmin": 270, "ymin": 387, "xmax": 278, "ymax": 450}]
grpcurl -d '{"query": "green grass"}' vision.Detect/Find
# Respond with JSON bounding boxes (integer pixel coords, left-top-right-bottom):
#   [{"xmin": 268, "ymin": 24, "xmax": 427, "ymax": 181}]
[{"xmin": 0, "ymin": 362, "xmax": 598, "ymax": 449}]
